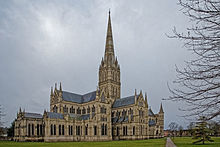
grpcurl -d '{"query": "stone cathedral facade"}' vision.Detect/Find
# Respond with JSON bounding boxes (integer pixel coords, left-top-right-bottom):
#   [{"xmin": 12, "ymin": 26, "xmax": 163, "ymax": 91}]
[{"xmin": 14, "ymin": 12, "xmax": 164, "ymax": 142}]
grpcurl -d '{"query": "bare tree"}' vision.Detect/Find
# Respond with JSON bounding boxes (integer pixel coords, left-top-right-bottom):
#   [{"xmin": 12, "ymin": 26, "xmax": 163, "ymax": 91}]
[
  {"xmin": 0, "ymin": 105, "xmax": 6, "ymax": 136},
  {"xmin": 167, "ymin": 0, "xmax": 220, "ymax": 120},
  {"xmin": 168, "ymin": 122, "xmax": 179, "ymax": 138}
]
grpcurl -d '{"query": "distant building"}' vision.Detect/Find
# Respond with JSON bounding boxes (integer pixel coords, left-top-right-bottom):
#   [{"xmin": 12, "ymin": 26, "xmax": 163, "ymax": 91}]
[{"xmin": 14, "ymin": 11, "xmax": 164, "ymax": 142}]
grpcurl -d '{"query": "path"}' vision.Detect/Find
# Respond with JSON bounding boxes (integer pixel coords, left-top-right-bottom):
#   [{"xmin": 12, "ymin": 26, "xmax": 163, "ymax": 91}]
[{"xmin": 166, "ymin": 137, "xmax": 177, "ymax": 147}]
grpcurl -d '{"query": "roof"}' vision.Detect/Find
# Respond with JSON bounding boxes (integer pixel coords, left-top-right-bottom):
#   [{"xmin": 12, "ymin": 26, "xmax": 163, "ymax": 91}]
[
  {"xmin": 47, "ymin": 112, "xmax": 64, "ymax": 119},
  {"xmin": 149, "ymin": 119, "xmax": 156, "ymax": 126},
  {"xmin": 148, "ymin": 109, "xmax": 155, "ymax": 116},
  {"xmin": 112, "ymin": 95, "xmax": 136, "ymax": 108},
  {"xmin": 69, "ymin": 113, "xmax": 90, "ymax": 120},
  {"xmin": 24, "ymin": 112, "xmax": 42, "ymax": 119},
  {"xmin": 62, "ymin": 91, "xmax": 96, "ymax": 104},
  {"xmin": 112, "ymin": 116, "xmax": 129, "ymax": 123}
]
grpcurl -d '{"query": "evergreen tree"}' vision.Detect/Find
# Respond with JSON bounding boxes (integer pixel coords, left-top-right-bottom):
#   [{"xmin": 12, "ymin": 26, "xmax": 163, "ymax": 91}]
[
  {"xmin": 193, "ymin": 116, "xmax": 214, "ymax": 144},
  {"xmin": 7, "ymin": 121, "xmax": 15, "ymax": 137}
]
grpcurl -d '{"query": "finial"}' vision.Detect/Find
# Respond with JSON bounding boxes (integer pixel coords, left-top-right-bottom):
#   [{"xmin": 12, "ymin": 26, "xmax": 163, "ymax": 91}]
[
  {"xmin": 159, "ymin": 103, "xmax": 164, "ymax": 113},
  {"xmin": 135, "ymin": 89, "xmax": 137, "ymax": 96},
  {"xmin": 59, "ymin": 82, "xmax": 62, "ymax": 91},
  {"xmin": 109, "ymin": 8, "xmax": 111, "ymax": 15},
  {"xmin": 55, "ymin": 83, "xmax": 57, "ymax": 91},
  {"xmin": 51, "ymin": 86, "xmax": 53, "ymax": 95},
  {"xmin": 19, "ymin": 107, "xmax": 22, "ymax": 113}
]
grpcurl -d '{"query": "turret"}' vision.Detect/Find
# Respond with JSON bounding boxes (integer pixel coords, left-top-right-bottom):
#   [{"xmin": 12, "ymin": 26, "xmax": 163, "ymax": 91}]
[{"xmin": 159, "ymin": 103, "xmax": 164, "ymax": 114}]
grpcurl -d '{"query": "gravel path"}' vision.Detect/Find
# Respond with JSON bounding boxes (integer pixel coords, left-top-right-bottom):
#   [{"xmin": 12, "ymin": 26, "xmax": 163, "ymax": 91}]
[{"xmin": 166, "ymin": 137, "xmax": 177, "ymax": 147}]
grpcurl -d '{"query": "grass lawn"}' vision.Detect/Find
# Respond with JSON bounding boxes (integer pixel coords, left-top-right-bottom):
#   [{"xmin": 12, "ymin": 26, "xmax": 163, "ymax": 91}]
[
  {"xmin": 0, "ymin": 138, "xmax": 166, "ymax": 147},
  {"xmin": 172, "ymin": 137, "xmax": 220, "ymax": 147}
]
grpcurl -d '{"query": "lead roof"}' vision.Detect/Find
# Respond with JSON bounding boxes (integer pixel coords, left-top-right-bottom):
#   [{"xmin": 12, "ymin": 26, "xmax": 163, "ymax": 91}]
[{"xmin": 62, "ymin": 90, "xmax": 96, "ymax": 104}]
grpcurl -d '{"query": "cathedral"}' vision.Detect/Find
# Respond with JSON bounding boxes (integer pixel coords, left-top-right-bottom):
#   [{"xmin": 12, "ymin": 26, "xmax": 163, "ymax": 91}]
[{"xmin": 14, "ymin": 12, "xmax": 164, "ymax": 142}]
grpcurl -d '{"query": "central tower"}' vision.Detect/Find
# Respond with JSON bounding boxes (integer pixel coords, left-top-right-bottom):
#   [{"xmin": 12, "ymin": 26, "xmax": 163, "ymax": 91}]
[{"xmin": 98, "ymin": 11, "xmax": 121, "ymax": 101}]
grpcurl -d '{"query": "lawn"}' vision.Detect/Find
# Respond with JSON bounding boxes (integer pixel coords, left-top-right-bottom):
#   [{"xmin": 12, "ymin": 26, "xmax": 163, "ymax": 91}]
[
  {"xmin": 172, "ymin": 137, "xmax": 220, "ymax": 147},
  {"xmin": 0, "ymin": 138, "xmax": 166, "ymax": 147}
]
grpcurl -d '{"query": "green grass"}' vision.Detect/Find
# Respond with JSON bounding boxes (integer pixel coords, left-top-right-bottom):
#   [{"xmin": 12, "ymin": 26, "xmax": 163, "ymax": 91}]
[
  {"xmin": 0, "ymin": 138, "xmax": 166, "ymax": 147},
  {"xmin": 172, "ymin": 137, "xmax": 220, "ymax": 147}
]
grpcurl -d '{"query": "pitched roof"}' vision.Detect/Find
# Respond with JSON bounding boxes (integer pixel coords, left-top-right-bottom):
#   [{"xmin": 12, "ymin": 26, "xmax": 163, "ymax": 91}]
[
  {"xmin": 112, "ymin": 95, "xmax": 135, "ymax": 108},
  {"xmin": 148, "ymin": 109, "xmax": 155, "ymax": 116},
  {"xmin": 62, "ymin": 91, "xmax": 96, "ymax": 104},
  {"xmin": 24, "ymin": 112, "xmax": 42, "ymax": 119},
  {"xmin": 47, "ymin": 112, "xmax": 64, "ymax": 119}
]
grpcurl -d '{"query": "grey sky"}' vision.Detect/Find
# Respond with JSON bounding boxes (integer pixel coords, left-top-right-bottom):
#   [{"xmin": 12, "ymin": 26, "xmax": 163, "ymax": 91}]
[{"xmin": 0, "ymin": 0, "xmax": 192, "ymax": 129}]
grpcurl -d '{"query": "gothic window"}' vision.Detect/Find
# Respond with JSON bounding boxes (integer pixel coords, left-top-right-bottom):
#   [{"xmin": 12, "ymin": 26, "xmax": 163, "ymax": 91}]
[
  {"xmin": 94, "ymin": 126, "xmax": 97, "ymax": 136},
  {"xmin": 133, "ymin": 126, "xmax": 135, "ymax": 135},
  {"xmin": 53, "ymin": 105, "xmax": 58, "ymax": 113},
  {"xmin": 76, "ymin": 126, "xmax": 80, "ymax": 136},
  {"xmin": 32, "ymin": 124, "xmax": 34, "ymax": 136},
  {"xmin": 63, "ymin": 105, "xmax": 68, "ymax": 113},
  {"xmin": 50, "ymin": 124, "xmax": 53, "ymax": 135},
  {"xmin": 122, "ymin": 110, "xmax": 127, "ymax": 117},
  {"xmin": 37, "ymin": 124, "xmax": 39, "ymax": 136},
  {"xmin": 92, "ymin": 106, "xmax": 95, "ymax": 113},
  {"xmin": 54, "ymin": 125, "xmax": 56, "ymax": 135},
  {"xmin": 77, "ymin": 107, "xmax": 81, "ymax": 114},
  {"xmin": 68, "ymin": 125, "xmax": 72, "ymax": 135},
  {"xmin": 85, "ymin": 125, "xmax": 88, "ymax": 135},
  {"xmin": 82, "ymin": 107, "xmax": 86, "ymax": 114},
  {"xmin": 70, "ymin": 106, "xmax": 74, "ymax": 113},
  {"xmin": 116, "ymin": 127, "xmax": 119, "ymax": 136},
  {"xmin": 71, "ymin": 126, "xmax": 73, "ymax": 135},
  {"xmin": 100, "ymin": 106, "xmax": 106, "ymax": 114},
  {"xmin": 40, "ymin": 125, "xmax": 42, "ymax": 136},
  {"xmin": 131, "ymin": 109, "xmax": 134, "ymax": 121},
  {"xmin": 123, "ymin": 126, "xmax": 125, "ymax": 136},
  {"xmin": 105, "ymin": 124, "xmax": 107, "ymax": 135},
  {"xmin": 87, "ymin": 107, "xmax": 90, "ymax": 114},
  {"xmin": 28, "ymin": 124, "xmax": 31, "ymax": 136},
  {"xmin": 101, "ymin": 94, "xmax": 105, "ymax": 102},
  {"xmin": 112, "ymin": 111, "xmax": 115, "ymax": 117},
  {"xmin": 116, "ymin": 111, "xmax": 120, "ymax": 117},
  {"xmin": 101, "ymin": 124, "xmax": 104, "ymax": 135},
  {"xmin": 59, "ymin": 125, "xmax": 61, "ymax": 135},
  {"xmin": 68, "ymin": 125, "xmax": 70, "ymax": 135},
  {"xmin": 62, "ymin": 125, "xmax": 65, "ymax": 135},
  {"xmin": 73, "ymin": 108, "xmax": 75, "ymax": 114}
]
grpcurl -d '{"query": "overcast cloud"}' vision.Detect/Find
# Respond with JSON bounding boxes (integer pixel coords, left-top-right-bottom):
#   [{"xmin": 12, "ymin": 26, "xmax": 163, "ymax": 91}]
[{"xmin": 0, "ymin": 0, "xmax": 192, "ymax": 129}]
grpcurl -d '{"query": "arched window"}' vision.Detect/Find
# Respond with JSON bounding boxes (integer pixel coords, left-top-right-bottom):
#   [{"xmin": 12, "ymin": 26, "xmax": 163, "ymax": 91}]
[
  {"xmin": 53, "ymin": 105, "xmax": 57, "ymax": 113},
  {"xmin": 101, "ymin": 124, "xmax": 104, "ymax": 135},
  {"xmin": 85, "ymin": 125, "xmax": 88, "ymax": 135},
  {"xmin": 87, "ymin": 107, "xmax": 90, "ymax": 113},
  {"xmin": 100, "ymin": 106, "xmax": 106, "ymax": 114},
  {"xmin": 116, "ymin": 127, "xmax": 119, "ymax": 136},
  {"xmin": 82, "ymin": 107, "xmax": 86, "ymax": 114},
  {"xmin": 54, "ymin": 125, "xmax": 56, "ymax": 135},
  {"xmin": 77, "ymin": 107, "xmax": 81, "ymax": 114},
  {"xmin": 28, "ymin": 124, "xmax": 31, "ymax": 136},
  {"xmin": 50, "ymin": 124, "xmax": 53, "ymax": 135},
  {"xmin": 92, "ymin": 106, "xmax": 95, "ymax": 113},
  {"xmin": 32, "ymin": 124, "xmax": 34, "ymax": 136},
  {"xmin": 105, "ymin": 124, "xmax": 107, "ymax": 135},
  {"xmin": 62, "ymin": 125, "xmax": 65, "ymax": 135},
  {"xmin": 133, "ymin": 126, "xmax": 135, "ymax": 135},
  {"xmin": 59, "ymin": 125, "xmax": 61, "ymax": 135},
  {"xmin": 37, "ymin": 124, "xmax": 39, "ymax": 136}
]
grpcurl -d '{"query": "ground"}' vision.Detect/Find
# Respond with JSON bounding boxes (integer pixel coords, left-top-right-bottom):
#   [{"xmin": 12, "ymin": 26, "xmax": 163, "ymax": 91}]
[
  {"xmin": 0, "ymin": 138, "xmax": 166, "ymax": 147},
  {"xmin": 172, "ymin": 137, "xmax": 220, "ymax": 147}
]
